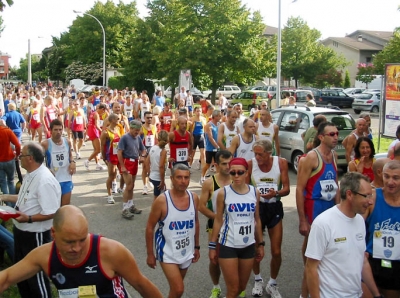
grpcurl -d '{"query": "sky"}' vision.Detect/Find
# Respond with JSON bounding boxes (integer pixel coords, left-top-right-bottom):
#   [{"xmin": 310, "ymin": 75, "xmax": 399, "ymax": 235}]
[{"xmin": 0, "ymin": 0, "xmax": 399, "ymax": 68}]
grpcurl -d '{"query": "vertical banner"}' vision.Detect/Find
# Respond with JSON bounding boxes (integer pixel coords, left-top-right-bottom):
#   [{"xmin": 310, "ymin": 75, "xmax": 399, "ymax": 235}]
[
  {"xmin": 179, "ymin": 69, "xmax": 191, "ymax": 92},
  {"xmin": 383, "ymin": 63, "xmax": 400, "ymax": 137}
]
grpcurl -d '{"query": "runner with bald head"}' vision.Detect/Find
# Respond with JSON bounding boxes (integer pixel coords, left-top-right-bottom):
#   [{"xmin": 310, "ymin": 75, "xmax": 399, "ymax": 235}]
[
  {"xmin": 0, "ymin": 205, "xmax": 162, "ymax": 297},
  {"xmin": 168, "ymin": 116, "xmax": 193, "ymax": 170},
  {"xmin": 344, "ymin": 118, "xmax": 367, "ymax": 163},
  {"xmin": 228, "ymin": 118, "xmax": 259, "ymax": 160},
  {"xmin": 371, "ymin": 158, "xmax": 390, "ymax": 189}
]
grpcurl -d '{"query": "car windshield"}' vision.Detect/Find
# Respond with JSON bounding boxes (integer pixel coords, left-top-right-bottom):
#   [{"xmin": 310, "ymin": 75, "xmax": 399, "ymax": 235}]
[
  {"xmin": 357, "ymin": 94, "xmax": 373, "ymax": 99},
  {"xmin": 316, "ymin": 113, "xmax": 355, "ymax": 130},
  {"xmin": 344, "ymin": 88, "xmax": 355, "ymax": 93},
  {"xmin": 338, "ymin": 91, "xmax": 347, "ymax": 97}
]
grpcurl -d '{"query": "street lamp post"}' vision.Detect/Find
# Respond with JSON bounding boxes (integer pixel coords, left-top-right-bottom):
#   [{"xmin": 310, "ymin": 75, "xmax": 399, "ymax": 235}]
[
  {"xmin": 73, "ymin": 10, "xmax": 106, "ymax": 87},
  {"xmin": 28, "ymin": 39, "xmax": 32, "ymax": 86},
  {"xmin": 277, "ymin": 0, "xmax": 282, "ymax": 107}
]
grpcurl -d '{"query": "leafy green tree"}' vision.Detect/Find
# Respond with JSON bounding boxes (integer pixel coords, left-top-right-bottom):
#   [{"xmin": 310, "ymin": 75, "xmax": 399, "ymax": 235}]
[
  {"xmin": 47, "ymin": 45, "xmax": 68, "ymax": 83},
  {"xmin": 60, "ymin": 0, "xmax": 138, "ymax": 68},
  {"xmin": 281, "ymin": 17, "xmax": 347, "ymax": 88},
  {"xmin": 125, "ymin": 0, "xmax": 275, "ymax": 102},
  {"xmin": 356, "ymin": 63, "xmax": 375, "ymax": 88},
  {"xmin": 64, "ymin": 61, "xmax": 103, "ymax": 85},
  {"xmin": 314, "ymin": 69, "xmax": 343, "ymax": 89},
  {"xmin": 343, "ymin": 70, "xmax": 351, "ymax": 88},
  {"xmin": 16, "ymin": 55, "xmax": 40, "ymax": 82},
  {"xmin": 0, "ymin": 15, "xmax": 4, "ymax": 37},
  {"xmin": 373, "ymin": 30, "xmax": 400, "ymax": 74},
  {"xmin": 0, "ymin": 0, "xmax": 13, "ymax": 11}
]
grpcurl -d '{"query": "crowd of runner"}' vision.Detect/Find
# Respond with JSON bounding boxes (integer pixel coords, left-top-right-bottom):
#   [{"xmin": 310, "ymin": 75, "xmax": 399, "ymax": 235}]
[{"xmin": 0, "ymin": 81, "xmax": 398, "ymax": 298}]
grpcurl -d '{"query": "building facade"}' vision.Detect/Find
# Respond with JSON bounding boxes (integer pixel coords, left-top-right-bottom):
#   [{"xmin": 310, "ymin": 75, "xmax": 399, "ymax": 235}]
[
  {"xmin": 0, "ymin": 52, "xmax": 11, "ymax": 79},
  {"xmin": 322, "ymin": 30, "xmax": 392, "ymax": 86}
]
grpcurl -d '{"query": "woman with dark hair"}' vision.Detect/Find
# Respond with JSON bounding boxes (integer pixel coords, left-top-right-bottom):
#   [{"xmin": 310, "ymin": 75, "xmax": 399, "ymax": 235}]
[{"xmin": 348, "ymin": 136, "xmax": 376, "ymax": 181}]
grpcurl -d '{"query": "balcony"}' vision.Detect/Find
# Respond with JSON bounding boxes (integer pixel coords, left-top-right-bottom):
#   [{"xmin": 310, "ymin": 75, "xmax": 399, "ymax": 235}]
[
  {"xmin": 0, "ymin": 62, "xmax": 4, "ymax": 66},
  {"xmin": 0, "ymin": 70, "xmax": 4, "ymax": 74}
]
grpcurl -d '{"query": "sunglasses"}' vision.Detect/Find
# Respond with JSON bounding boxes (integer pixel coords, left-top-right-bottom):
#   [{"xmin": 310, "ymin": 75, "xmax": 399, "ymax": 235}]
[
  {"xmin": 324, "ymin": 132, "xmax": 339, "ymax": 137},
  {"xmin": 229, "ymin": 170, "xmax": 246, "ymax": 176},
  {"xmin": 146, "ymin": 117, "xmax": 153, "ymax": 119}
]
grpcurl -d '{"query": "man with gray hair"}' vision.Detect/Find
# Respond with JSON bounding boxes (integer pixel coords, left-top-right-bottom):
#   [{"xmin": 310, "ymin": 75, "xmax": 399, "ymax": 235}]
[
  {"xmin": 305, "ymin": 172, "xmax": 381, "ymax": 298},
  {"xmin": 117, "ymin": 120, "xmax": 147, "ymax": 219},
  {"xmin": 0, "ymin": 141, "xmax": 61, "ymax": 298},
  {"xmin": 200, "ymin": 110, "xmax": 221, "ymax": 184}
]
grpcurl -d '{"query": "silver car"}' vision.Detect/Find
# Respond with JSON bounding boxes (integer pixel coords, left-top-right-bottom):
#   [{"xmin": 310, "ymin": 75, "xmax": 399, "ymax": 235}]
[
  {"xmin": 271, "ymin": 106, "xmax": 355, "ymax": 173},
  {"xmin": 352, "ymin": 92, "xmax": 381, "ymax": 114}
]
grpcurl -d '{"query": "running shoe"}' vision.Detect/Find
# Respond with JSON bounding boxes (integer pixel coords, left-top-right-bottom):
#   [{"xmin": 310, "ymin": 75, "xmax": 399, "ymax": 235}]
[
  {"xmin": 142, "ymin": 186, "xmax": 148, "ymax": 195},
  {"xmin": 107, "ymin": 195, "xmax": 115, "ymax": 204},
  {"xmin": 82, "ymin": 142, "xmax": 86, "ymax": 147},
  {"xmin": 251, "ymin": 279, "xmax": 264, "ymax": 297},
  {"xmin": 76, "ymin": 152, "xmax": 81, "ymax": 160},
  {"xmin": 265, "ymin": 283, "xmax": 282, "ymax": 298},
  {"xmin": 209, "ymin": 287, "xmax": 221, "ymax": 298},
  {"xmin": 96, "ymin": 164, "xmax": 106, "ymax": 171},
  {"xmin": 84, "ymin": 160, "xmax": 90, "ymax": 171},
  {"xmin": 195, "ymin": 160, "xmax": 201, "ymax": 170},
  {"xmin": 129, "ymin": 204, "xmax": 142, "ymax": 214},
  {"xmin": 122, "ymin": 208, "xmax": 134, "ymax": 219},
  {"xmin": 117, "ymin": 187, "xmax": 124, "ymax": 194},
  {"xmin": 239, "ymin": 291, "xmax": 246, "ymax": 297}
]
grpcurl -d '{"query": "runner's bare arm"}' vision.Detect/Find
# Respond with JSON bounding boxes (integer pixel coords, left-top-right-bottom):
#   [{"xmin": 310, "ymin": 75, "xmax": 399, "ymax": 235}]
[
  {"xmin": 198, "ymin": 178, "xmax": 216, "ymax": 219},
  {"xmin": 217, "ymin": 124, "xmax": 226, "ymax": 150}
]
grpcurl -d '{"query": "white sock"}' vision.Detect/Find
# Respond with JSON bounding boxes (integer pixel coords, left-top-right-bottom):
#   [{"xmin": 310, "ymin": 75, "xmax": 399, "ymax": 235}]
[
  {"xmin": 268, "ymin": 278, "xmax": 277, "ymax": 285},
  {"xmin": 254, "ymin": 274, "xmax": 262, "ymax": 281},
  {"xmin": 127, "ymin": 200, "xmax": 134, "ymax": 208},
  {"xmin": 213, "ymin": 284, "xmax": 220, "ymax": 289},
  {"xmin": 122, "ymin": 202, "xmax": 129, "ymax": 210}
]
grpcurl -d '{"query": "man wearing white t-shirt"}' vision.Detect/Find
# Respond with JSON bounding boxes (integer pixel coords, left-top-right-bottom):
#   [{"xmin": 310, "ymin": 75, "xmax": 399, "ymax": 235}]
[
  {"xmin": 1, "ymin": 142, "xmax": 61, "ymax": 298},
  {"xmin": 305, "ymin": 172, "xmax": 381, "ymax": 298}
]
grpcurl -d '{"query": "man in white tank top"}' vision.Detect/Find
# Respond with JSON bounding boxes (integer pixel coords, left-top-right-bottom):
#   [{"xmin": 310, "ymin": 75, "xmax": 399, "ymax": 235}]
[
  {"xmin": 256, "ymin": 109, "xmax": 280, "ymax": 156},
  {"xmin": 145, "ymin": 164, "xmax": 200, "ymax": 298},
  {"xmin": 246, "ymin": 139, "xmax": 290, "ymax": 298},
  {"xmin": 41, "ymin": 119, "xmax": 76, "ymax": 206},
  {"xmin": 228, "ymin": 118, "xmax": 258, "ymax": 160},
  {"xmin": 122, "ymin": 95, "xmax": 134, "ymax": 121},
  {"xmin": 217, "ymin": 110, "xmax": 240, "ymax": 150}
]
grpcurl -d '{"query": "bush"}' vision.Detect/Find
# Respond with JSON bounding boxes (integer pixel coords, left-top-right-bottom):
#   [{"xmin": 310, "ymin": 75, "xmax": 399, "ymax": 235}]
[{"xmin": 343, "ymin": 70, "xmax": 351, "ymax": 88}]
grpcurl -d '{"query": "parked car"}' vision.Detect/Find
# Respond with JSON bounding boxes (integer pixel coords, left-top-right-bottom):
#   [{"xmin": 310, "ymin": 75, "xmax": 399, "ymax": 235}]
[
  {"xmin": 344, "ymin": 88, "xmax": 365, "ymax": 95},
  {"xmin": 230, "ymin": 90, "xmax": 270, "ymax": 110},
  {"xmin": 271, "ymin": 106, "xmax": 355, "ymax": 172},
  {"xmin": 352, "ymin": 92, "xmax": 381, "ymax": 114},
  {"xmin": 210, "ymin": 85, "xmax": 241, "ymax": 99},
  {"xmin": 315, "ymin": 89, "xmax": 354, "ymax": 108},
  {"xmin": 249, "ymin": 85, "xmax": 277, "ymax": 99},
  {"xmin": 189, "ymin": 87, "xmax": 205, "ymax": 103}
]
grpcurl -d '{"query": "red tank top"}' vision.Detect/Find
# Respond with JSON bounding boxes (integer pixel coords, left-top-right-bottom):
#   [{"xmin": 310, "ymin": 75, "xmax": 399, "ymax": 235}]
[
  {"xmin": 201, "ymin": 101, "xmax": 208, "ymax": 114},
  {"xmin": 161, "ymin": 111, "xmax": 173, "ymax": 132},
  {"xmin": 170, "ymin": 130, "xmax": 190, "ymax": 162},
  {"xmin": 72, "ymin": 110, "xmax": 84, "ymax": 131},
  {"xmin": 45, "ymin": 105, "xmax": 56, "ymax": 128}
]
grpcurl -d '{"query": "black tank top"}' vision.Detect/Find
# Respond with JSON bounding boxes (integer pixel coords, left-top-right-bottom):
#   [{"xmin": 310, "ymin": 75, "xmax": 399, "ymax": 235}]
[{"xmin": 49, "ymin": 234, "xmax": 129, "ymax": 297}]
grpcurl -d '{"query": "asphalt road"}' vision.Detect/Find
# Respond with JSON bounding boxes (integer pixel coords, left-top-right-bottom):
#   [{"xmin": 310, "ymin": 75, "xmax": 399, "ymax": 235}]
[{"xmin": 20, "ymin": 109, "xmax": 381, "ymax": 297}]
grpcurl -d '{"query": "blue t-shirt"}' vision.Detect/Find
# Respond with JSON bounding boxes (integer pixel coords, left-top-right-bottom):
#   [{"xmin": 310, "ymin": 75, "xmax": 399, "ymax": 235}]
[
  {"xmin": 2, "ymin": 110, "xmax": 25, "ymax": 132},
  {"xmin": 155, "ymin": 96, "xmax": 165, "ymax": 108}
]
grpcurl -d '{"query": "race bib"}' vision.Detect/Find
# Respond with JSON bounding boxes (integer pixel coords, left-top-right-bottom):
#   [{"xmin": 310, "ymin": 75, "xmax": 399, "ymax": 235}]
[
  {"xmin": 176, "ymin": 148, "xmax": 188, "ymax": 161},
  {"xmin": 319, "ymin": 179, "xmax": 338, "ymax": 201},
  {"xmin": 257, "ymin": 183, "xmax": 278, "ymax": 202},
  {"xmin": 32, "ymin": 114, "xmax": 39, "ymax": 121},
  {"xmin": 373, "ymin": 229, "xmax": 400, "ymax": 260},
  {"xmin": 51, "ymin": 151, "xmax": 67, "ymax": 169},
  {"xmin": 145, "ymin": 135, "xmax": 155, "ymax": 147},
  {"xmin": 173, "ymin": 235, "xmax": 190, "ymax": 260},
  {"xmin": 233, "ymin": 220, "xmax": 253, "ymax": 246},
  {"xmin": 112, "ymin": 142, "xmax": 119, "ymax": 155},
  {"xmin": 164, "ymin": 116, "xmax": 171, "ymax": 123},
  {"xmin": 49, "ymin": 112, "xmax": 56, "ymax": 121},
  {"xmin": 75, "ymin": 116, "xmax": 83, "ymax": 125},
  {"xmin": 99, "ymin": 120, "xmax": 104, "ymax": 127},
  {"xmin": 125, "ymin": 109, "xmax": 132, "ymax": 118}
]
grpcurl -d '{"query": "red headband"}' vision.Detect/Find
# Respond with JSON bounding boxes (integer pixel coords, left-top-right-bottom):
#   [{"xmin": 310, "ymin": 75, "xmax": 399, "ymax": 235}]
[{"xmin": 229, "ymin": 157, "xmax": 248, "ymax": 170}]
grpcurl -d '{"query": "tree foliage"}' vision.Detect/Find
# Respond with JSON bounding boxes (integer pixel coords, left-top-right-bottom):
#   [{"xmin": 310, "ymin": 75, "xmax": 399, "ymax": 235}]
[
  {"xmin": 314, "ymin": 69, "xmax": 343, "ymax": 89},
  {"xmin": 0, "ymin": 15, "xmax": 4, "ymax": 37},
  {"xmin": 281, "ymin": 17, "xmax": 348, "ymax": 88},
  {"xmin": 343, "ymin": 70, "xmax": 351, "ymax": 88},
  {"xmin": 0, "ymin": 0, "xmax": 13, "ymax": 12},
  {"xmin": 64, "ymin": 61, "xmax": 103, "ymax": 85},
  {"xmin": 16, "ymin": 55, "xmax": 42, "ymax": 82},
  {"xmin": 356, "ymin": 63, "xmax": 376, "ymax": 88},
  {"xmin": 124, "ymin": 0, "xmax": 275, "ymax": 101},
  {"xmin": 373, "ymin": 30, "xmax": 400, "ymax": 74}
]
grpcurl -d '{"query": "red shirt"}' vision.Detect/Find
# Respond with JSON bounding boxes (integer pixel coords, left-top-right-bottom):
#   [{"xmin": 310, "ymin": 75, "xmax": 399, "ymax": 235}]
[{"xmin": 0, "ymin": 126, "xmax": 20, "ymax": 162}]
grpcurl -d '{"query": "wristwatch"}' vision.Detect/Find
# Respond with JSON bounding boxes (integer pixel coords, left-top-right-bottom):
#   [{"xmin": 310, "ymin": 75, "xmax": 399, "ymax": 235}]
[
  {"xmin": 28, "ymin": 216, "xmax": 33, "ymax": 223},
  {"xmin": 195, "ymin": 246, "xmax": 200, "ymax": 250}
]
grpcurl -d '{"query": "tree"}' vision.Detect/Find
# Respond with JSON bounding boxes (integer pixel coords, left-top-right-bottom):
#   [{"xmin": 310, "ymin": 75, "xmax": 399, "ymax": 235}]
[
  {"xmin": 124, "ymin": 0, "xmax": 275, "ymax": 102},
  {"xmin": 356, "ymin": 63, "xmax": 376, "ymax": 88},
  {"xmin": 0, "ymin": 15, "xmax": 4, "ymax": 37},
  {"xmin": 0, "ymin": 0, "xmax": 13, "ymax": 11},
  {"xmin": 281, "ymin": 17, "xmax": 347, "ymax": 88},
  {"xmin": 373, "ymin": 30, "xmax": 400, "ymax": 74},
  {"xmin": 16, "ymin": 55, "xmax": 40, "ymax": 82},
  {"xmin": 343, "ymin": 70, "xmax": 351, "ymax": 88},
  {"xmin": 64, "ymin": 61, "xmax": 103, "ymax": 85},
  {"xmin": 314, "ymin": 69, "xmax": 343, "ymax": 89}
]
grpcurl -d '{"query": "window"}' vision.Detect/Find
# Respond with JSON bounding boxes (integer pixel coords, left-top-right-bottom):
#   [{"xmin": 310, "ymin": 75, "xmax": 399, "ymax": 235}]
[
  {"xmin": 271, "ymin": 111, "xmax": 282, "ymax": 125},
  {"xmin": 333, "ymin": 41, "xmax": 339, "ymax": 47},
  {"xmin": 323, "ymin": 113, "xmax": 355, "ymax": 130},
  {"xmin": 299, "ymin": 114, "xmax": 310, "ymax": 130},
  {"xmin": 232, "ymin": 87, "xmax": 240, "ymax": 91},
  {"xmin": 366, "ymin": 57, "xmax": 372, "ymax": 63},
  {"xmin": 280, "ymin": 112, "xmax": 300, "ymax": 132}
]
